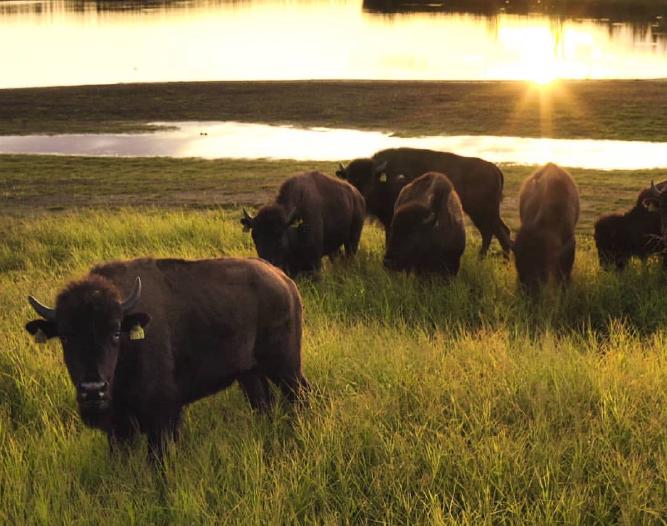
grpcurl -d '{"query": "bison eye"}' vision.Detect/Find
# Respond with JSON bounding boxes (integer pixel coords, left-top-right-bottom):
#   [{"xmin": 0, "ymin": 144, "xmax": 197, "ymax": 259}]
[{"xmin": 111, "ymin": 331, "xmax": 121, "ymax": 344}]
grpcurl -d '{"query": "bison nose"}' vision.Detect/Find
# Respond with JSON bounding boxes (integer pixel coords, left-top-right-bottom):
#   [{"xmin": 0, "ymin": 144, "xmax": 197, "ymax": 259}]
[{"xmin": 78, "ymin": 381, "xmax": 109, "ymax": 400}]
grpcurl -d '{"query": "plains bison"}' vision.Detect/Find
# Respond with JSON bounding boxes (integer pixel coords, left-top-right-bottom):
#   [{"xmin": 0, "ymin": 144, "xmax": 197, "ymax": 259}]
[
  {"xmin": 241, "ymin": 171, "xmax": 365, "ymax": 276},
  {"xmin": 336, "ymin": 147, "xmax": 511, "ymax": 256},
  {"xmin": 513, "ymin": 163, "xmax": 580, "ymax": 291},
  {"xmin": 594, "ymin": 181, "xmax": 667, "ymax": 270},
  {"xmin": 639, "ymin": 180, "xmax": 667, "ymax": 245},
  {"xmin": 384, "ymin": 172, "xmax": 466, "ymax": 276},
  {"xmin": 25, "ymin": 257, "xmax": 307, "ymax": 458}
]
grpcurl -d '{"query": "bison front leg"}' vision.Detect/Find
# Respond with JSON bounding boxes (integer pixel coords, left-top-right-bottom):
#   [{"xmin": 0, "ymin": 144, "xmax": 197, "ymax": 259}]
[
  {"xmin": 107, "ymin": 410, "xmax": 139, "ymax": 454},
  {"xmin": 145, "ymin": 407, "xmax": 182, "ymax": 462}
]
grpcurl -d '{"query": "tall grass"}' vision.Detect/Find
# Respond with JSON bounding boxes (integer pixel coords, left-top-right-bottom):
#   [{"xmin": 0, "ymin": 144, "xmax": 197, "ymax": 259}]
[{"xmin": 1, "ymin": 209, "xmax": 666, "ymax": 524}]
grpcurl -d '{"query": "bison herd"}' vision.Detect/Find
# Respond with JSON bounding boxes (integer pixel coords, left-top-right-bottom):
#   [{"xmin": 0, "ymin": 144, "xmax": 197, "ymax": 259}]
[{"xmin": 23, "ymin": 147, "xmax": 667, "ymax": 460}]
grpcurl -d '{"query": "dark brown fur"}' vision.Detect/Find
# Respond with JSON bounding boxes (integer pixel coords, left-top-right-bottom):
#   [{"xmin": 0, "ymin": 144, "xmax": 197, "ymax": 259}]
[
  {"xmin": 513, "ymin": 163, "xmax": 580, "ymax": 292},
  {"xmin": 242, "ymin": 171, "xmax": 366, "ymax": 276},
  {"xmin": 26, "ymin": 257, "xmax": 306, "ymax": 459},
  {"xmin": 384, "ymin": 172, "xmax": 466, "ymax": 276},
  {"xmin": 594, "ymin": 181, "xmax": 667, "ymax": 270},
  {"xmin": 337, "ymin": 147, "xmax": 510, "ymax": 256}
]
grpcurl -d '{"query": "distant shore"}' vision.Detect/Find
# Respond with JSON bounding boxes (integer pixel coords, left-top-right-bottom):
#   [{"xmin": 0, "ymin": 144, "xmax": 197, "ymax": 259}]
[{"xmin": 1, "ymin": 80, "xmax": 667, "ymax": 142}]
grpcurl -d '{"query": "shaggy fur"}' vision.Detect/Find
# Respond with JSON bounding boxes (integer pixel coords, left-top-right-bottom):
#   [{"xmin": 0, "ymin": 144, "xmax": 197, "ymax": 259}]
[
  {"xmin": 26, "ymin": 257, "xmax": 307, "ymax": 459},
  {"xmin": 384, "ymin": 172, "xmax": 466, "ymax": 276},
  {"xmin": 242, "ymin": 171, "xmax": 366, "ymax": 276},
  {"xmin": 513, "ymin": 164, "xmax": 580, "ymax": 292},
  {"xmin": 337, "ymin": 147, "xmax": 511, "ymax": 256}
]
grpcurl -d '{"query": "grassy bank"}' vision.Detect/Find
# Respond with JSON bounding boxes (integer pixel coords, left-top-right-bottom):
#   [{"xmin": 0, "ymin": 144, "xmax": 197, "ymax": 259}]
[
  {"xmin": 2, "ymin": 80, "xmax": 667, "ymax": 142},
  {"xmin": 1, "ymin": 206, "xmax": 667, "ymax": 524}
]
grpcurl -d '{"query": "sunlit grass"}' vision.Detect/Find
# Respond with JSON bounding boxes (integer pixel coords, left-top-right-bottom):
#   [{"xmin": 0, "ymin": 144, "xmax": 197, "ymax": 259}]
[{"xmin": 1, "ymin": 208, "xmax": 667, "ymax": 523}]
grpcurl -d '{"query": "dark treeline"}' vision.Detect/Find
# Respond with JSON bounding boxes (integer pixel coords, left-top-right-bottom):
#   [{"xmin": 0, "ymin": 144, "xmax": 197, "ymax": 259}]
[{"xmin": 363, "ymin": 0, "xmax": 667, "ymax": 24}]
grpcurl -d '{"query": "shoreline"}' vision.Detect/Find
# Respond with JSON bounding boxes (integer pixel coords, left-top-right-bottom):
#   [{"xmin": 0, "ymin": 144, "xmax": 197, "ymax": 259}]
[{"xmin": 2, "ymin": 79, "xmax": 667, "ymax": 142}]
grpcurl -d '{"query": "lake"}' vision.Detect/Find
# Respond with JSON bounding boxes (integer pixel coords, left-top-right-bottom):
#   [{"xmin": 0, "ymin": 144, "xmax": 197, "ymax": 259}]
[
  {"xmin": 1, "ymin": 0, "xmax": 666, "ymax": 88},
  {"xmin": 1, "ymin": 121, "xmax": 666, "ymax": 170}
]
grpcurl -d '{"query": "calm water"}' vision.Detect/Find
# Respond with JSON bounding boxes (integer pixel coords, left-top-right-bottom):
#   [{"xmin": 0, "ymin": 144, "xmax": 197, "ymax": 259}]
[
  {"xmin": 1, "ymin": 121, "xmax": 666, "ymax": 170},
  {"xmin": 1, "ymin": 1, "xmax": 666, "ymax": 88}
]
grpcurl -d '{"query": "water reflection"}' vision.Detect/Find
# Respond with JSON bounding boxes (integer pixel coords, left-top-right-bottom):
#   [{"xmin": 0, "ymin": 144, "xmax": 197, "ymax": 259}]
[
  {"xmin": 0, "ymin": 0, "xmax": 666, "ymax": 88},
  {"xmin": 0, "ymin": 121, "xmax": 666, "ymax": 170}
]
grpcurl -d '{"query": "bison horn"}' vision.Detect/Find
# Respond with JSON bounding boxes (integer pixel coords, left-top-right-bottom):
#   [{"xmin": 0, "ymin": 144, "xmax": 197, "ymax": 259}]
[
  {"xmin": 120, "ymin": 277, "xmax": 142, "ymax": 313},
  {"xmin": 374, "ymin": 160, "xmax": 388, "ymax": 175},
  {"xmin": 27, "ymin": 295, "xmax": 56, "ymax": 321},
  {"xmin": 242, "ymin": 208, "xmax": 253, "ymax": 221},
  {"xmin": 286, "ymin": 207, "xmax": 300, "ymax": 226},
  {"xmin": 423, "ymin": 211, "xmax": 437, "ymax": 226},
  {"xmin": 651, "ymin": 180, "xmax": 661, "ymax": 197},
  {"xmin": 338, "ymin": 162, "xmax": 345, "ymax": 172}
]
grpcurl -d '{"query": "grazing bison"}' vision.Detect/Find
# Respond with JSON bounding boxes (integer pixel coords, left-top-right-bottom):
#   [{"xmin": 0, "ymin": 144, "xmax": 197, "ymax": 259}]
[
  {"xmin": 336, "ymin": 147, "xmax": 511, "ymax": 256},
  {"xmin": 241, "ymin": 171, "xmax": 365, "ymax": 276},
  {"xmin": 594, "ymin": 181, "xmax": 667, "ymax": 270},
  {"xmin": 639, "ymin": 180, "xmax": 667, "ymax": 245},
  {"xmin": 384, "ymin": 172, "xmax": 466, "ymax": 276},
  {"xmin": 25, "ymin": 257, "xmax": 307, "ymax": 458},
  {"xmin": 513, "ymin": 163, "xmax": 580, "ymax": 291}
]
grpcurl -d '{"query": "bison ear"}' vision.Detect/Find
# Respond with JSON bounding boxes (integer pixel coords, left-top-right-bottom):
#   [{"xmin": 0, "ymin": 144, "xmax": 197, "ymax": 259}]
[
  {"xmin": 25, "ymin": 319, "xmax": 58, "ymax": 343},
  {"xmin": 642, "ymin": 198, "xmax": 660, "ymax": 212},
  {"xmin": 121, "ymin": 312, "xmax": 151, "ymax": 333},
  {"xmin": 240, "ymin": 208, "xmax": 255, "ymax": 232},
  {"xmin": 335, "ymin": 162, "xmax": 347, "ymax": 179}
]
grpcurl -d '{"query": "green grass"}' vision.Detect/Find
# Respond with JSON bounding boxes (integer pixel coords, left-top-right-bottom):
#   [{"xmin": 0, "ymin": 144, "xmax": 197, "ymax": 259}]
[
  {"xmin": 1, "ymin": 207, "xmax": 667, "ymax": 524},
  {"xmin": 2, "ymin": 80, "xmax": 667, "ymax": 142}
]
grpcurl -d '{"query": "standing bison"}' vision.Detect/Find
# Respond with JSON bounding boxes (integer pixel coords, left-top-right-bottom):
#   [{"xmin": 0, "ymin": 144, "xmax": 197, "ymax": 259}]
[
  {"xmin": 241, "ymin": 171, "xmax": 366, "ymax": 276},
  {"xmin": 384, "ymin": 172, "xmax": 466, "ymax": 276},
  {"xmin": 639, "ymin": 180, "xmax": 667, "ymax": 246},
  {"xmin": 594, "ymin": 181, "xmax": 666, "ymax": 270},
  {"xmin": 25, "ymin": 257, "xmax": 307, "ymax": 458},
  {"xmin": 336, "ymin": 147, "xmax": 511, "ymax": 256},
  {"xmin": 513, "ymin": 163, "xmax": 580, "ymax": 292}
]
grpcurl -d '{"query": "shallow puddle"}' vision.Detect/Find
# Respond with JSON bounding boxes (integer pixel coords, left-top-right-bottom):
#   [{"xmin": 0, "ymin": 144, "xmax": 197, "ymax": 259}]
[{"xmin": 0, "ymin": 121, "xmax": 666, "ymax": 170}]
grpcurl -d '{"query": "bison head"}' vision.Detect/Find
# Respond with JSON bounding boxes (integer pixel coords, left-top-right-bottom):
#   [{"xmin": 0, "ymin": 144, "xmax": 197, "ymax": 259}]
[
  {"xmin": 241, "ymin": 205, "xmax": 301, "ymax": 274},
  {"xmin": 25, "ymin": 276, "xmax": 150, "ymax": 428},
  {"xmin": 593, "ymin": 215, "xmax": 628, "ymax": 271},
  {"xmin": 642, "ymin": 181, "xmax": 667, "ymax": 240},
  {"xmin": 336, "ymin": 159, "xmax": 388, "ymax": 196},
  {"xmin": 384, "ymin": 203, "xmax": 439, "ymax": 272},
  {"xmin": 512, "ymin": 228, "xmax": 555, "ymax": 293}
]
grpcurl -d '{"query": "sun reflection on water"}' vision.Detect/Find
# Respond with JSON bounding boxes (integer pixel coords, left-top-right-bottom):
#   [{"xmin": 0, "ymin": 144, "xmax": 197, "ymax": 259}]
[{"xmin": 0, "ymin": 1, "xmax": 665, "ymax": 88}]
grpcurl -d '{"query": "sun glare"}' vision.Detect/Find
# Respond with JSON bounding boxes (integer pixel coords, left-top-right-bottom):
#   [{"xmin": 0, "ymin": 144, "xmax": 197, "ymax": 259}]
[{"xmin": 495, "ymin": 23, "xmax": 563, "ymax": 84}]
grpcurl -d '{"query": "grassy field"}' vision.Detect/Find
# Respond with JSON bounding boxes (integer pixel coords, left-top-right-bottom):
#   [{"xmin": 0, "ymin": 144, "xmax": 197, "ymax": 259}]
[
  {"xmin": 2, "ymin": 80, "xmax": 667, "ymax": 142},
  {"xmin": 1, "ymin": 156, "xmax": 667, "ymax": 523}
]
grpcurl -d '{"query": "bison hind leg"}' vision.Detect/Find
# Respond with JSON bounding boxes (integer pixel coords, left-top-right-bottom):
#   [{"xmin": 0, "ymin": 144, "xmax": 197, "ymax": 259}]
[
  {"xmin": 268, "ymin": 371, "xmax": 309, "ymax": 405},
  {"xmin": 442, "ymin": 252, "xmax": 462, "ymax": 277},
  {"xmin": 557, "ymin": 240, "xmax": 576, "ymax": 285},
  {"xmin": 345, "ymin": 216, "xmax": 364, "ymax": 258},
  {"xmin": 494, "ymin": 219, "xmax": 512, "ymax": 259},
  {"xmin": 238, "ymin": 371, "xmax": 274, "ymax": 412}
]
